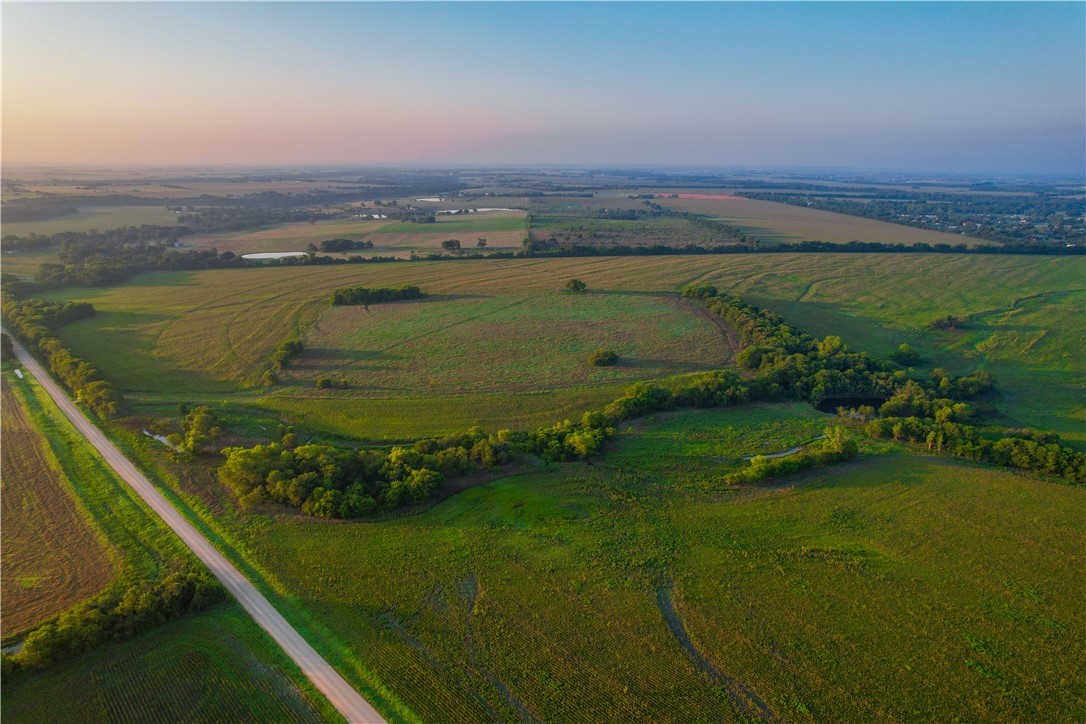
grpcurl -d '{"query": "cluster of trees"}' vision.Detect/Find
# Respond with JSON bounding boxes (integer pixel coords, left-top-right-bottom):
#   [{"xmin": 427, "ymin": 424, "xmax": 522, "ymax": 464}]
[
  {"xmin": 1, "ymin": 294, "xmax": 123, "ymax": 418},
  {"xmin": 3, "ymin": 568, "xmax": 224, "ymax": 675},
  {"xmin": 521, "ymin": 412, "xmax": 614, "ymax": 462},
  {"xmin": 318, "ymin": 238, "xmax": 373, "ymax": 252},
  {"xmin": 723, "ymin": 427, "xmax": 858, "ymax": 486},
  {"xmin": 685, "ymin": 284, "xmax": 908, "ymax": 405},
  {"xmin": 316, "ymin": 376, "xmax": 350, "ymax": 389},
  {"xmin": 218, "ymin": 427, "xmax": 511, "ymax": 518},
  {"xmin": 441, "ymin": 239, "xmax": 461, "ymax": 250},
  {"xmin": 166, "ymin": 405, "xmax": 222, "ymax": 455},
  {"xmin": 865, "ymin": 416, "xmax": 1086, "ymax": 483},
  {"xmin": 329, "ymin": 284, "xmax": 424, "ymax": 306}
]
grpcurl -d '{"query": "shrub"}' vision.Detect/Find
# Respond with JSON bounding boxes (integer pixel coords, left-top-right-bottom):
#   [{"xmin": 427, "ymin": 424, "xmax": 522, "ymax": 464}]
[
  {"xmin": 565, "ymin": 279, "xmax": 587, "ymax": 292},
  {"xmin": 316, "ymin": 377, "xmax": 333, "ymax": 389},
  {"xmin": 588, "ymin": 349, "xmax": 618, "ymax": 366},
  {"xmin": 891, "ymin": 343, "xmax": 921, "ymax": 366}
]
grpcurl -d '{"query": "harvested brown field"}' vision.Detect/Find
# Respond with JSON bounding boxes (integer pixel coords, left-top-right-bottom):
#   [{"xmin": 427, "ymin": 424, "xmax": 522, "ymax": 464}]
[
  {"xmin": 657, "ymin": 195, "xmax": 984, "ymax": 246},
  {"xmin": 1, "ymin": 377, "xmax": 115, "ymax": 637}
]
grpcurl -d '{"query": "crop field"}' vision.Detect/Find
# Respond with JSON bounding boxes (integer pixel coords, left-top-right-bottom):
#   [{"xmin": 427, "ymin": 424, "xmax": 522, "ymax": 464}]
[
  {"xmin": 656, "ymin": 195, "xmax": 984, "ymax": 246},
  {"xmin": 529, "ymin": 214, "xmax": 726, "ymax": 246},
  {"xmin": 184, "ymin": 211, "xmax": 527, "ymax": 257},
  {"xmin": 1, "ymin": 205, "xmax": 183, "ymax": 237},
  {"xmin": 1, "ymin": 375, "xmax": 115, "ymax": 637},
  {"xmin": 42, "ymin": 253, "xmax": 1082, "ymax": 442},
  {"xmin": 1, "ymin": 604, "xmax": 339, "ymax": 723},
  {"xmin": 173, "ymin": 404, "xmax": 1085, "ymax": 722}
]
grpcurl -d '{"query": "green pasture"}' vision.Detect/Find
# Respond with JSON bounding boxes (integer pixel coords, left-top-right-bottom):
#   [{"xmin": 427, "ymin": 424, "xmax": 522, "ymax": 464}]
[
  {"xmin": 260, "ymin": 385, "xmax": 629, "ymax": 442},
  {"xmin": 170, "ymin": 405, "xmax": 1085, "ymax": 722}
]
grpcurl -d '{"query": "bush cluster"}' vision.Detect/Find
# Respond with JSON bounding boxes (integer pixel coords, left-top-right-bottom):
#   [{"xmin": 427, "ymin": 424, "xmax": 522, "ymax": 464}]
[
  {"xmin": 329, "ymin": 285, "xmax": 424, "ymax": 306},
  {"xmin": 588, "ymin": 349, "xmax": 618, "ymax": 366},
  {"xmin": 1, "ymin": 294, "xmax": 123, "ymax": 418}
]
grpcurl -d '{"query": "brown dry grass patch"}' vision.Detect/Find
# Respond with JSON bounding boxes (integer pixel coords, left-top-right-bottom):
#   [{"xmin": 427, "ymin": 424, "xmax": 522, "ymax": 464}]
[{"xmin": 1, "ymin": 379, "xmax": 114, "ymax": 636}]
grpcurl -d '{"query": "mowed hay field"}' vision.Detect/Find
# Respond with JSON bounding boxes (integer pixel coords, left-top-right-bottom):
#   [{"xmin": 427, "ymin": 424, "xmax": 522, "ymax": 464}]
[
  {"xmin": 207, "ymin": 405, "xmax": 1085, "ymax": 722},
  {"xmin": 1, "ymin": 205, "xmax": 183, "ymax": 237},
  {"xmin": 290, "ymin": 292, "xmax": 733, "ymax": 396},
  {"xmin": 1, "ymin": 604, "xmax": 338, "ymax": 723},
  {"xmin": 657, "ymin": 196, "xmax": 985, "ymax": 246},
  {"xmin": 185, "ymin": 211, "xmax": 527, "ymax": 257},
  {"xmin": 43, "ymin": 253, "xmax": 1084, "ymax": 441},
  {"xmin": 1, "ymin": 376, "xmax": 115, "ymax": 637}
]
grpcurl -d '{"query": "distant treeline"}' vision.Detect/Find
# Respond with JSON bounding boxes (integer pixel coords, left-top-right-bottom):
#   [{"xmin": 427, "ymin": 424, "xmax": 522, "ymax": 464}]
[
  {"xmin": 515, "ymin": 239, "xmax": 1084, "ymax": 257},
  {"xmin": 1, "ymin": 294, "xmax": 124, "ymax": 419},
  {"xmin": 2, "ymin": 225, "xmax": 193, "ymax": 253},
  {"xmin": 329, "ymin": 285, "xmax": 424, "ymax": 306},
  {"xmin": 176, "ymin": 205, "xmax": 340, "ymax": 232},
  {"xmin": 319, "ymin": 238, "xmax": 373, "ymax": 252}
]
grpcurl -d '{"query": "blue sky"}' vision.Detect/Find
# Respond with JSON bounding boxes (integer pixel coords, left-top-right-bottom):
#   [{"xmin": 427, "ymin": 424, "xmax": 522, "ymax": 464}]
[{"xmin": 3, "ymin": 2, "xmax": 1083, "ymax": 175}]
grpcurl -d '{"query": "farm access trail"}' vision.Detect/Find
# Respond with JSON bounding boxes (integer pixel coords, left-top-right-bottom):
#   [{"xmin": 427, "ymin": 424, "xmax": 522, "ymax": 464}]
[{"xmin": 4, "ymin": 331, "xmax": 386, "ymax": 724}]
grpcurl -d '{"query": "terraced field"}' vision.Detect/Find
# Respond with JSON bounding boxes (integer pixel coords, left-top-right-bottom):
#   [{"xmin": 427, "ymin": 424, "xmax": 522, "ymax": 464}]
[
  {"xmin": 43, "ymin": 253, "xmax": 1083, "ymax": 442},
  {"xmin": 1, "ymin": 376, "xmax": 115, "ymax": 637}
]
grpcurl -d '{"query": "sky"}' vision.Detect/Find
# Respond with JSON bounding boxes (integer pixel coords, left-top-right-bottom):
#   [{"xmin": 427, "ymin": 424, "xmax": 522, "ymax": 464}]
[{"xmin": 3, "ymin": 2, "xmax": 1084, "ymax": 176}]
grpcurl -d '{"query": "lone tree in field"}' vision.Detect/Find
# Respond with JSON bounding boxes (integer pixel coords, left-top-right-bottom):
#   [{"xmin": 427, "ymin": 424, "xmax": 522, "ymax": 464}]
[
  {"xmin": 588, "ymin": 349, "xmax": 618, "ymax": 366},
  {"xmin": 477, "ymin": 238, "xmax": 487, "ymax": 248},
  {"xmin": 441, "ymin": 239, "xmax": 461, "ymax": 250},
  {"xmin": 566, "ymin": 279, "xmax": 587, "ymax": 293}
]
